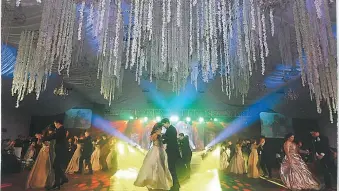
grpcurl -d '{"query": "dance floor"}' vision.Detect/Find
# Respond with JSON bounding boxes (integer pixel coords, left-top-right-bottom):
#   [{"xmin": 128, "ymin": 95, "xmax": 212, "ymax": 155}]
[{"xmin": 1, "ymin": 144, "xmax": 287, "ymax": 191}]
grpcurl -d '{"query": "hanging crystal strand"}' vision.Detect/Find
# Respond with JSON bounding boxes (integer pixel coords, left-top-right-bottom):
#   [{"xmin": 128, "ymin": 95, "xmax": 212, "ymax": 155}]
[
  {"xmin": 189, "ymin": 0, "xmax": 193, "ymax": 57},
  {"xmin": 250, "ymin": 0, "xmax": 256, "ymax": 64},
  {"xmin": 136, "ymin": 0, "xmax": 145, "ymax": 81},
  {"xmin": 125, "ymin": 2, "xmax": 133, "ymax": 69},
  {"xmin": 201, "ymin": 0, "xmax": 209, "ymax": 82},
  {"xmin": 78, "ymin": 1, "xmax": 86, "ymax": 40},
  {"xmin": 147, "ymin": 0, "xmax": 153, "ymax": 40},
  {"xmin": 209, "ymin": 0, "xmax": 218, "ymax": 74},
  {"xmin": 89, "ymin": 2, "xmax": 94, "ymax": 27},
  {"xmin": 131, "ymin": 0, "xmax": 140, "ymax": 68},
  {"xmin": 292, "ymin": 1, "xmax": 306, "ymax": 86},
  {"xmin": 298, "ymin": 0, "xmax": 314, "ymax": 90},
  {"xmin": 322, "ymin": 0, "xmax": 336, "ymax": 57},
  {"xmin": 228, "ymin": 1, "xmax": 233, "ymax": 38},
  {"xmin": 166, "ymin": 0, "xmax": 171, "ymax": 23},
  {"xmin": 257, "ymin": 1, "xmax": 264, "ymax": 75},
  {"xmin": 262, "ymin": 12, "xmax": 269, "ymax": 58},
  {"xmin": 160, "ymin": 0, "xmax": 167, "ymax": 69},
  {"xmin": 242, "ymin": 0, "xmax": 251, "ymax": 75},
  {"xmin": 220, "ymin": 0, "xmax": 228, "ymax": 81},
  {"xmin": 113, "ymin": 0, "xmax": 122, "ymax": 76},
  {"xmin": 269, "ymin": 8, "xmax": 274, "ymax": 36},
  {"xmin": 235, "ymin": 0, "xmax": 244, "ymax": 70},
  {"xmin": 314, "ymin": 0, "xmax": 322, "ymax": 18},
  {"xmin": 196, "ymin": 0, "xmax": 201, "ymax": 62}
]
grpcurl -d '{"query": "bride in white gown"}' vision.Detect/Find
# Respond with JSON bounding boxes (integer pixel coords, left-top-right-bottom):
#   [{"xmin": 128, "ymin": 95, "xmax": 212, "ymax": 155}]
[
  {"xmin": 134, "ymin": 123, "xmax": 173, "ymax": 190},
  {"xmin": 65, "ymin": 138, "xmax": 82, "ymax": 174}
]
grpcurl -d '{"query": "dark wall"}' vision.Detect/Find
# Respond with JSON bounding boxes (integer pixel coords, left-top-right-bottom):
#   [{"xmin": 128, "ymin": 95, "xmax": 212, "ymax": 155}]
[
  {"xmin": 292, "ymin": 118, "xmax": 319, "ymax": 150},
  {"xmin": 29, "ymin": 114, "xmax": 65, "ymax": 136}
]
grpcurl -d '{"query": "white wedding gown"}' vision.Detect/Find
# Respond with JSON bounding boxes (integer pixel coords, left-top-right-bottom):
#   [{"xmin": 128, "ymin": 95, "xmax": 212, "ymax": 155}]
[{"xmin": 134, "ymin": 137, "xmax": 173, "ymax": 190}]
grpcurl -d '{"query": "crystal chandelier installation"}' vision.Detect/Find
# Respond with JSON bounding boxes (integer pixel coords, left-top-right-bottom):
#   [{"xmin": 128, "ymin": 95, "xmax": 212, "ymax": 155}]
[
  {"xmin": 53, "ymin": 81, "xmax": 70, "ymax": 97},
  {"xmin": 9, "ymin": 0, "xmax": 336, "ymax": 122},
  {"xmin": 285, "ymin": 88, "xmax": 299, "ymax": 101}
]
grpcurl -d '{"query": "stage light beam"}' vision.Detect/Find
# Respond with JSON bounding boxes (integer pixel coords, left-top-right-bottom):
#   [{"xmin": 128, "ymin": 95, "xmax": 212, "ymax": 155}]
[{"xmin": 186, "ymin": 117, "xmax": 191, "ymax": 122}]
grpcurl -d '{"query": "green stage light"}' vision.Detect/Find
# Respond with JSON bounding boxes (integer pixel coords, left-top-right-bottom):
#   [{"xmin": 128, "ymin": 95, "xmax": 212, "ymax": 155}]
[
  {"xmin": 143, "ymin": 117, "xmax": 148, "ymax": 122},
  {"xmin": 199, "ymin": 117, "xmax": 204, "ymax": 123},
  {"xmin": 186, "ymin": 117, "xmax": 191, "ymax": 122},
  {"xmin": 156, "ymin": 116, "xmax": 161, "ymax": 122},
  {"xmin": 129, "ymin": 116, "xmax": 134, "ymax": 120},
  {"xmin": 213, "ymin": 118, "xmax": 218, "ymax": 122},
  {"xmin": 170, "ymin": 115, "xmax": 179, "ymax": 122}
]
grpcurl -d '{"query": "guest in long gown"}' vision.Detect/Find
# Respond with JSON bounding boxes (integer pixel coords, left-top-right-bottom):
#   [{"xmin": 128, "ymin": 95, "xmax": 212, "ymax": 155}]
[
  {"xmin": 99, "ymin": 135, "xmax": 109, "ymax": 171},
  {"xmin": 134, "ymin": 123, "xmax": 173, "ymax": 190},
  {"xmin": 91, "ymin": 138, "xmax": 102, "ymax": 171},
  {"xmin": 280, "ymin": 133, "xmax": 320, "ymax": 190},
  {"xmin": 66, "ymin": 138, "xmax": 76, "ymax": 165},
  {"xmin": 26, "ymin": 127, "xmax": 56, "ymax": 189},
  {"xmin": 23, "ymin": 142, "xmax": 36, "ymax": 163},
  {"xmin": 247, "ymin": 140, "xmax": 260, "ymax": 178},
  {"xmin": 228, "ymin": 140, "xmax": 245, "ymax": 174},
  {"xmin": 65, "ymin": 137, "xmax": 82, "ymax": 174},
  {"xmin": 106, "ymin": 138, "xmax": 118, "ymax": 173},
  {"xmin": 219, "ymin": 141, "xmax": 230, "ymax": 171}
]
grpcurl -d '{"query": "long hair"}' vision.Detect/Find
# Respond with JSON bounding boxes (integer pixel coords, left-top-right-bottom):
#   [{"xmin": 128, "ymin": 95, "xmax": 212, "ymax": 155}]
[
  {"xmin": 284, "ymin": 133, "xmax": 294, "ymax": 142},
  {"xmin": 150, "ymin": 123, "xmax": 163, "ymax": 136}
]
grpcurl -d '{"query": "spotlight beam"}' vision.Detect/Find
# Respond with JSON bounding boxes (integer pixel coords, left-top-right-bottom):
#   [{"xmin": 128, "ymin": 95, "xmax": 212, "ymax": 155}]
[{"xmin": 91, "ymin": 114, "xmax": 138, "ymax": 146}]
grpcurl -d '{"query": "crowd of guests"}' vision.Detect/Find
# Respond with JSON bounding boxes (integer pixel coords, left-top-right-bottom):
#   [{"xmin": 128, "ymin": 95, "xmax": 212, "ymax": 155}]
[
  {"xmin": 2, "ymin": 120, "xmax": 119, "ymax": 190},
  {"xmin": 217, "ymin": 130, "xmax": 337, "ymax": 191}
]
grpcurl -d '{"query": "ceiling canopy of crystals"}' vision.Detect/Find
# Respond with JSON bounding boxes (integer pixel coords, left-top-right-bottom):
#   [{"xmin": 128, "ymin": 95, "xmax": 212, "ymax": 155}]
[{"xmin": 2, "ymin": 0, "xmax": 337, "ymax": 121}]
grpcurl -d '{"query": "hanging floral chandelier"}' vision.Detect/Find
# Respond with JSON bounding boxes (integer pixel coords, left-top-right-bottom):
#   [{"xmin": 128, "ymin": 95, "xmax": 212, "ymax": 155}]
[
  {"xmin": 10, "ymin": 0, "xmax": 336, "ymax": 122},
  {"xmin": 11, "ymin": 0, "xmax": 75, "ymax": 107},
  {"xmin": 53, "ymin": 81, "xmax": 70, "ymax": 97},
  {"xmin": 285, "ymin": 88, "xmax": 299, "ymax": 101}
]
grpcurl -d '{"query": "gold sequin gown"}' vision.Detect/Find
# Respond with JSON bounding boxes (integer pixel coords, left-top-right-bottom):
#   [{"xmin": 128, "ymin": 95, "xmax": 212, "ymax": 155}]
[
  {"xmin": 247, "ymin": 144, "xmax": 260, "ymax": 178},
  {"xmin": 134, "ymin": 135, "xmax": 173, "ymax": 190},
  {"xmin": 228, "ymin": 144, "xmax": 245, "ymax": 174},
  {"xmin": 280, "ymin": 142, "xmax": 320, "ymax": 190},
  {"xmin": 65, "ymin": 143, "xmax": 82, "ymax": 174}
]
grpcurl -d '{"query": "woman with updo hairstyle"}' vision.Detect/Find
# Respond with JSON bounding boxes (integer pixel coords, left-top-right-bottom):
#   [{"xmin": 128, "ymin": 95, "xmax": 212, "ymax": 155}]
[
  {"xmin": 280, "ymin": 133, "xmax": 320, "ymax": 190},
  {"xmin": 134, "ymin": 123, "xmax": 173, "ymax": 190}
]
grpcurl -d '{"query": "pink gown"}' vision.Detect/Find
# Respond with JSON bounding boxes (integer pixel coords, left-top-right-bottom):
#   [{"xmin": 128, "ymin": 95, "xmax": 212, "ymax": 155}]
[{"xmin": 280, "ymin": 142, "xmax": 320, "ymax": 190}]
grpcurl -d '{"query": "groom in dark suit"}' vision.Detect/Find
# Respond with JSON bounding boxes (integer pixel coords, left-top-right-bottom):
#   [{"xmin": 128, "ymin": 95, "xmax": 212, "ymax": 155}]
[
  {"xmin": 41, "ymin": 120, "xmax": 68, "ymax": 190},
  {"xmin": 311, "ymin": 130, "xmax": 335, "ymax": 190},
  {"xmin": 161, "ymin": 118, "xmax": 181, "ymax": 191},
  {"xmin": 258, "ymin": 136, "xmax": 272, "ymax": 178}
]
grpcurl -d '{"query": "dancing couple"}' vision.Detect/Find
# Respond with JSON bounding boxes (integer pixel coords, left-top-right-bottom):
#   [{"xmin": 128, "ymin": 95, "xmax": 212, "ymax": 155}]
[
  {"xmin": 134, "ymin": 118, "xmax": 181, "ymax": 191},
  {"xmin": 26, "ymin": 120, "xmax": 68, "ymax": 190}
]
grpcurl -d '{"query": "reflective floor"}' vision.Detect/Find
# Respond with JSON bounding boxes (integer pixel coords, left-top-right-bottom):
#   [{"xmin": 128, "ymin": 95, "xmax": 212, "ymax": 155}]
[{"xmin": 2, "ymin": 143, "xmax": 287, "ymax": 191}]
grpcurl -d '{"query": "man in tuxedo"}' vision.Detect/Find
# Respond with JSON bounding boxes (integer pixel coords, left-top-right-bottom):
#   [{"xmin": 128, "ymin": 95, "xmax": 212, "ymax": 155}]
[
  {"xmin": 161, "ymin": 118, "xmax": 181, "ymax": 191},
  {"xmin": 258, "ymin": 136, "xmax": 272, "ymax": 178},
  {"xmin": 76, "ymin": 131, "xmax": 93, "ymax": 174},
  {"xmin": 311, "ymin": 130, "xmax": 335, "ymax": 190},
  {"xmin": 41, "ymin": 120, "xmax": 68, "ymax": 190}
]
